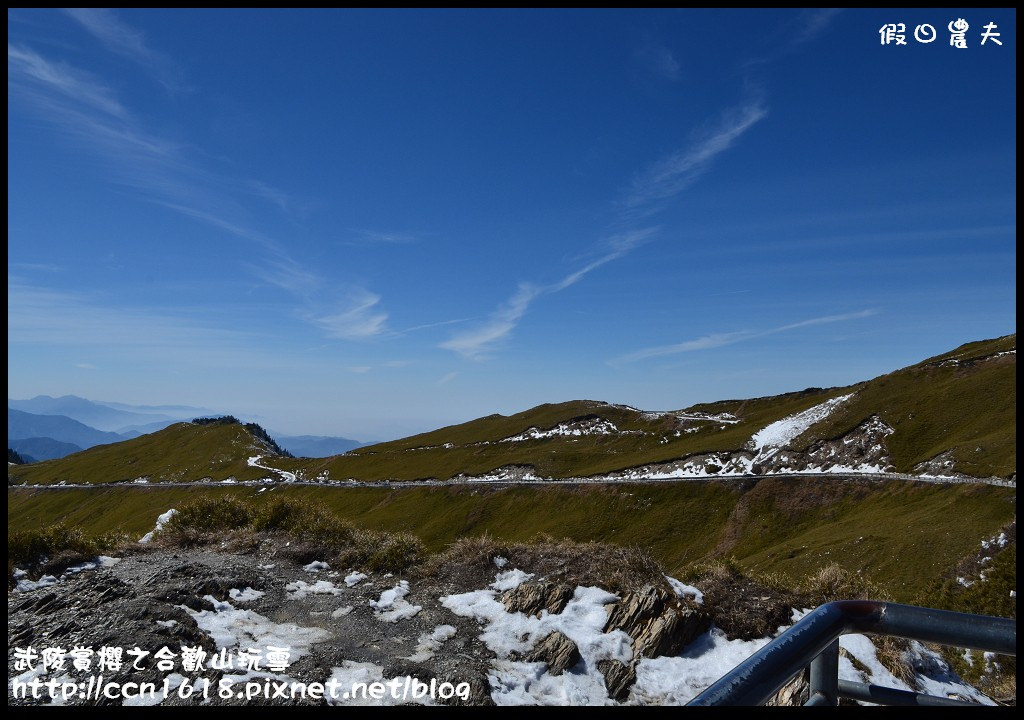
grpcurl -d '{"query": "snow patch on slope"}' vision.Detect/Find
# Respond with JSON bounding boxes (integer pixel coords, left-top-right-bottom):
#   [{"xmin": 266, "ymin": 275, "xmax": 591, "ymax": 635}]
[
  {"xmin": 139, "ymin": 509, "xmax": 178, "ymax": 543},
  {"xmin": 750, "ymin": 394, "xmax": 854, "ymax": 452}
]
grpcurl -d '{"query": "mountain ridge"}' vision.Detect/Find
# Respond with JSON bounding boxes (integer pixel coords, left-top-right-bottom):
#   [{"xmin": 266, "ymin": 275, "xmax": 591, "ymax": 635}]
[{"xmin": 7, "ymin": 334, "xmax": 1015, "ymax": 486}]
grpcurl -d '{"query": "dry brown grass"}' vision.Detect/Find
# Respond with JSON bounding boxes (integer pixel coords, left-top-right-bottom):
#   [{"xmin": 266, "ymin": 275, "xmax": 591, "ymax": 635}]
[
  {"xmin": 685, "ymin": 559, "xmax": 802, "ymax": 640},
  {"xmin": 153, "ymin": 496, "xmax": 424, "ymax": 573},
  {"xmin": 799, "ymin": 562, "xmax": 890, "ymax": 604},
  {"xmin": 418, "ymin": 532, "xmax": 665, "ymax": 593},
  {"xmin": 873, "ymin": 636, "xmax": 917, "ymax": 689}
]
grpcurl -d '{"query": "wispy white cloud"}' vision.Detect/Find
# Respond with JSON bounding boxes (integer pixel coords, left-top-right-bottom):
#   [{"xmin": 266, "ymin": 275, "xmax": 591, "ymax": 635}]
[
  {"xmin": 8, "ymin": 43, "xmax": 127, "ymax": 118},
  {"xmin": 63, "ymin": 8, "xmax": 180, "ymax": 88},
  {"xmin": 550, "ymin": 228, "xmax": 658, "ymax": 292},
  {"xmin": 343, "ymin": 229, "xmax": 420, "ymax": 246},
  {"xmin": 611, "ymin": 309, "xmax": 879, "ymax": 364},
  {"xmin": 310, "ymin": 290, "xmax": 390, "ymax": 340},
  {"xmin": 794, "ymin": 8, "xmax": 843, "ymax": 45},
  {"xmin": 74, "ymin": 362, "xmax": 97, "ymax": 369},
  {"xmin": 246, "ymin": 255, "xmax": 321, "ymax": 298},
  {"xmin": 440, "ymin": 228, "xmax": 658, "ymax": 359},
  {"xmin": 439, "ymin": 98, "xmax": 766, "ymax": 361},
  {"xmin": 437, "ymin": 371, "xmax": 459, "ymax": 386},
  {"xmin": 624, "ymin": 102, "xmax": 767, "ymax": 215},
  {"xmin": 744, "ymin": 9, "xmax": 843, "ymax": 68},
  {"xmin": 440, "ymin": 283, "xmax": 541, "ymax": 359},
  {"xmin": 636, "ymin": 43, "xmax": 681, "ymax": 81},
  {"xmin": 8, "ymin": 41, "xmax": 384, "ymax": 346},
  {"xmin": 8, "ymin": 278, "xmax": 260, "ymax": 365}
]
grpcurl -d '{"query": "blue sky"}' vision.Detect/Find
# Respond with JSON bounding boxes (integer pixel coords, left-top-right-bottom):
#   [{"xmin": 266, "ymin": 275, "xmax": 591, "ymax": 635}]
[{"xmin": 8, "ymin": 9, "xmax": 1016, "ymax": 440}]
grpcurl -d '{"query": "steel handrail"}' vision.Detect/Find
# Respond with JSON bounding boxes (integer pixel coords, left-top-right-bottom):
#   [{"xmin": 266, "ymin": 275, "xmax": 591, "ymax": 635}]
[{"xmin": 687, "ymin": 600, "xmax": 1016, "ymax": 706}]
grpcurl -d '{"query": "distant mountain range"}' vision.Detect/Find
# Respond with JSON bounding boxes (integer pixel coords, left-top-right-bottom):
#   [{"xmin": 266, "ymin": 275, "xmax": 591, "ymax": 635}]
[
  {"xmin": 7, "ymin": 395, "xmax": 367, "ymax": 462},
  {"xmin": 273, "ymin": 434, "xmax": 366, "ymax": 458},
  {"xmin": 7, "ymin": 395, "xmax": 210, "ymax": 433}
]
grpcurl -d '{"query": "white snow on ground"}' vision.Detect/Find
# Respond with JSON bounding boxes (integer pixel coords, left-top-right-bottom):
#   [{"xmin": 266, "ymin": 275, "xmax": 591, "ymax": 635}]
[
  {"xmin": 493, "ymin": 556, "xmax": 509, "ymax": 568},
  {"xmin": 12, "ymin": 555, "xmax": 121, "ymax": 593},
  {"xmin": 617, "ymin": 453, "xmax": 755, "ymax": 481},
  {"xmin": 344, "ymin": 571, "xmax": 368, "ymax": 587},
  {"xmin": 630, "ymin": 629, "xmax": 775, "ymax": 705},
  {"xmin": 442, "ymin": 577, "xmax": 632, "ymax": 705},
  {"xmin": 405, "ymin": 625, "xmax": 458, "ymax": 662},
  {"xmin": 286, "ymin": 580, "xmax": 343, "ymax": 599},
  {"xmin": 331, "ymin": 606, "xmax": 354, "ymax": 618},
  {"xmin": 122, "ymin": 673, "xmax": 186, "ymax": 706},
  {"xmin": 326, "ymin": 662, "xmax": 435, "ymax": 706},
  {"xmin": 229, "ymin": 587, "xmax": 265, "ymax": 603},
  {"xmin": 838, "ymin": 636, "xmax": 995, "ymax": 706},
  {"xmin": 304, "ymin": 561, "xmax": 331, "ymax": 573},
  {"xmin": 981, "ymin": 532, "xmax": 1008, "ymax": 550},
  {"xmin": 672, "ymin": 412, "xmax": 740, "ymax": 425},
  {"xmin": 63, "ymin": 555, "xmax": 120, "ymax": 575},
  {"xmin": 247, "ymin": 455, "xmax": 298, "ymax": 483},
  {"xmin": 183, "ymin": 594, "xmax": 330, "ymax": 660},
  {"xmin": 456, "ymin": 467, "xmax": 541, "ymax": 483},
  {"xmin": 139, "ymin": 508, "xmax": 178, "ymax": 543},
  {"xmin": 502, "ymin": 419, "xmax": 621, "ymax": 442},
  {"xmin": 750, "ymin": 394, "xmax": 854, "ymax": 453},
  {"xmin": 491, "ymin": 569, "xmax": 534, "ymax": 591},
  {"xmin": 369, "ymin": 581, "xmax": 421, "ymax": 622},
  {"xmin": 442, "ymin": 569, "xmax": 997, "ymax": 706},
  {"xmin": 665, "ymin": 576, "xmax": 704, "ymax": 605},
  {"xmin": 13, "ymin": 573, "xmax": 59, "ymax": 593}
]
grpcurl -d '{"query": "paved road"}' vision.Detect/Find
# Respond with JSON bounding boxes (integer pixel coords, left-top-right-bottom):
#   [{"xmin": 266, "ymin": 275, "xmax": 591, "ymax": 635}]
[{"xmin": 8, "ymin": 471, "xmax": 1015, "ymax": 491}]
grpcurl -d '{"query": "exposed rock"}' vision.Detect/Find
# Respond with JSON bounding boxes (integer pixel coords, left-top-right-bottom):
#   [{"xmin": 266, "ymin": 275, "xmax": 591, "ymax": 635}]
[
  {"xmin": 520, "ymin": 631, "xmax": 581, "ymax": 675},
  {"xmin": 500, "ymin": 581, "xmax": 575, "ymax": 617},
  {"xmin": 603, "ymin": 584, "xmax": 710, "ymax": 659},
  {"xmin": 766, "ymin": 669, "xmax": 809, "ymax": 706},
  {"xmin": 440, "ymin": 673, "xmax": 495, "ymax": 707},
  {"xmin": 598, "ymin": 659, "xmax": 636, "ymax": 701}
]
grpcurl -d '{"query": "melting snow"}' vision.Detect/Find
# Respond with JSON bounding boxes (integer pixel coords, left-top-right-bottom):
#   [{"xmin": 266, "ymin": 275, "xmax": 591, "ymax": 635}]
[
  {"xmin": 406, "ymin": 625, "xmax": 458, "ymax": 662},
  {"xmin": 304, "ymin": 561, "xmax": 331, "ymax": 573},
  {"xmin": 326, "ymin": 662, "xmax": 435, "ymax": 706},
  {"xmin": 139, "ymin": 509, "xmax": 178, "ymax": 544},
  {"xmin": 442, "ymin": 577, "xmax": 631, "ymax": 705},
  {"xmin": 183, "ymin": 595, "xmax": 330, "ymax": 660},
  {"xmin": 369, "ymin": 581, "xmax": 421, "ymax": 622},
  {"xmin": 665, "ymin": 576, "xmax": 704, "ymax": 605},
  {"xmin": 229, "ymin": 587, "xmax": 265, "ymax": 603},
  {"xmin": 501, "ymin": 418, "xmax": 622, "ymax": 442},
  {"xmin": 13, "ymin": 574, "xmax": 59, "ymax": 593},
  {"xmin": 491, "ymin": 569, "xmax": 534, "ymax": 591},
  {"xmin": 344, "ymin": 571, "xmax": 368, "ymax": 587},
  {"xmin": 750, "ymin": 394, "xmax": 854, "ymax": 453},
  {"xmin": 286, "ymin": 580, "xmax": 343, "ymax": 599}
]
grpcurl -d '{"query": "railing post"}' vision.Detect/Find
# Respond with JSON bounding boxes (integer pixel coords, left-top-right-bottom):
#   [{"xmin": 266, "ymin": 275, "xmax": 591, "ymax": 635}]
[{"xmin": 808, "ymin": 639, "xmax": 840, "ymax": 705}]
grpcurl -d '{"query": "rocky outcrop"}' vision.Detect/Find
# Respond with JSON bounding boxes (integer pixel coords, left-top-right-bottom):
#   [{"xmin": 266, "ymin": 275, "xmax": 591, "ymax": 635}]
[
  {"xmin": 766, "ymin": 669, "xmax": 809, "ymax": 706},
  {"xmin": 598, "ymin": 659, "xmax": 636, "ymax": 701},
  {"xmin": 603, "ymin": 584, "xmax": 710, "ymax": 659},
  {"xmin": 520, "ymin": 631, "xmax": 581, "ymax": 675},
  {"xmin": 500, "ymin": 581, "xmax": 575, "ymax": 617}
]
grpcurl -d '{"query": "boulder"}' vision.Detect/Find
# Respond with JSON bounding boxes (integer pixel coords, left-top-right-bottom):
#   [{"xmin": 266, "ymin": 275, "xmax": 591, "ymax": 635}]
[
  {"xmin": 521, "ymin": 631, "xmax": 581, "ymax": 675},
  {"xmin": 598, "ymin": 659, "xmax": 636, "ymax": 701},
  {"xmin": 603, "ymin": 584, "xmax": 710, "ymax": 659},
  {"xmin": 500, "ymin": 581, "xmax": 575, "ymax": 617}
]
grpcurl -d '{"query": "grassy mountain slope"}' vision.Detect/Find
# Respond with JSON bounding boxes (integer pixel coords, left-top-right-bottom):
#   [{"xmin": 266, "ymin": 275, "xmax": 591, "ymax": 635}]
[
  {"xmin": 790, "ymin": 335, "xmax": 1016, "ymax": 477},
  {"xmin": 6, "ymin": 422, "xmax": 278, "ymax": 486},
  {"xmin": 308, "ymin": 389, "xmax": 850, "ymax": 482},
  {"xmin": 7, "ymin": 335, "xmax": 1015, "ymax": 486},
  {"xmin": 8, "ymin": 478, "xmax": 1015, "ymax": 603}
]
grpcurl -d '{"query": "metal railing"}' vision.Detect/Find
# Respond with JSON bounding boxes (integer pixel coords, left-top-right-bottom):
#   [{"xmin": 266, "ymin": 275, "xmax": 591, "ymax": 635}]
[{"xmin": 687, "ymin": 600, "xmax": 1016, "ymax": 706}]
